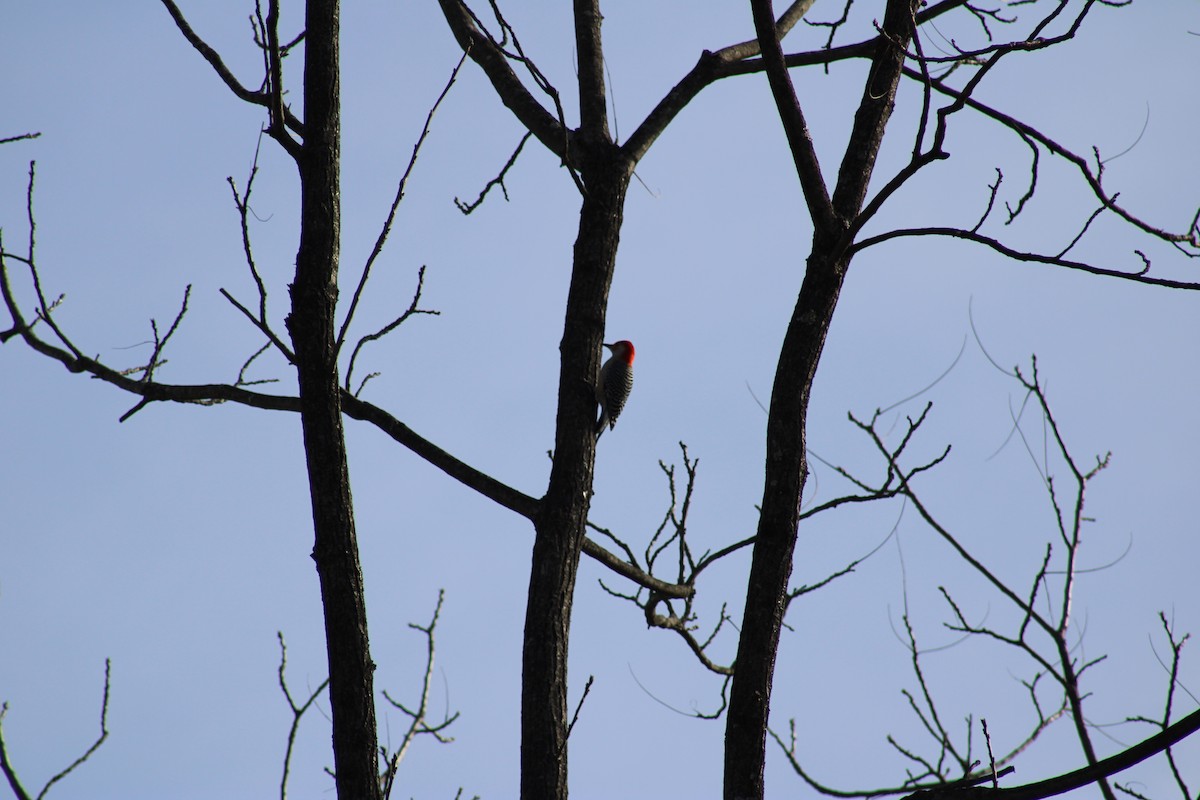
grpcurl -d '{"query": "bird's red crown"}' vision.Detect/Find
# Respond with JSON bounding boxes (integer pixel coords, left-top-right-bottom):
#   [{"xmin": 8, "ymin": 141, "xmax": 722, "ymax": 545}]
[{"xmin": 605, "ymin": 340, "xmax": 635, "ymax": 364}]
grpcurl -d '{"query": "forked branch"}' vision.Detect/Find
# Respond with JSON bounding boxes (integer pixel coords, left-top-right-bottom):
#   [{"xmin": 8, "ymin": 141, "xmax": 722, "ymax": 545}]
[
  {"xmin": 435, "ymin": 0, "xmax": 569, "ymax": 162},
  {"xmin": 1118, "ymin": 614, "xmax": 1196, "ymax": 799},
  {"xmin": 338, "ymin": 54, "xmax": 467, "ymax": 354},
  {"xmin": 159, "ymin": 0, "xmax": 304, "ymax": 149},
  {"xmin": 864, "ymin": 360, "xmax": 1121, "ymax": 798},
  {"xmin": 594, "ymin": 444, "xmax": 736, "ymax": 676},
  {"xmin": 0, "ymin": 660, "xmax": 111, "ymax": 800},
  {"xmin": 277, "ymin": 634, "xmax": 330, "ymax": 800},
  {"xmin": 379, "ymin": 591, "xmax": 460, "ymax": 800},
  {"xmin": 2, "ymin": 225, "xmax": 693, "ymax": 601}
]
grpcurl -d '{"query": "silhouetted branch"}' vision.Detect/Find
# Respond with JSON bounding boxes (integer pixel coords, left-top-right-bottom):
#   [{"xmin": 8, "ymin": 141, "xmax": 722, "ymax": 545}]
[
  {"xmin": 846, "ymin": 2, "xmax": 1099, "ymax": 246},
  {"xmin": 435, "ymin": 0, "xmax": 569, "ymax": 162},
  {"xmin": 4, "ymin": 243, "xmax": 698, "ymax": 599},
  {"xmin": 624, "ymin": 0, "xmax": 870, "ymax": 162},
  {"xmin": 345, "ymin": 266, "xmax": 441, "ymax": 395},
  {"xmin": 258, "ymin": 0, "xmax": 298, "ymax": 154},
  {"xmin": 897, "ymin": 68, "xmax": 1200, "ymax": 255},
  {"xmin": 0, "ymin": 132, "xmax": 41, "ymax": 146},
  {"xmin": 10, "ymin": 164, "xmax": 77, "ymax": 357},
  {"xmin": 235, "ymin": 341, "xmax": 278, "ymax": 388},
  {"xmin": 896, "ymin": 0, "xmax": 1088, "ymax": 65},
  {"xmin": 119, "ymin": 284, "xmax": 193, "ymax": 421},
  {"xmin": 596, "ymin": 443, "xmax": 736, "ymax": 676},
  {"xmin": 277, "ymin": 633, "xmax": 329, "ymax": 800},
  {"xmin": 705, "ymin": 0, "xmax": 819, "ymax": 67},
  {"xmin": 749, "ymin": 0, "xmax": 837, "ymax": 232},
  {"xmin": 769, "ymin": 717, "xmax": 1016, "ymax": 798},
  {"xmin": 564, "ymin": 676, "xmax": 594, "ymax": 743},
  {"xmin": 380, "ymin": 591, "xmax": 459, "ymax": 800},
  {"xmin": 225, "ymin": 132, "xmax": 289, "ymax": 360},
  {"xmin": 455, "ymin": 131, "xmax": 532, "ymax": 214},
  {"xmin": 599, "ymin": 420, "xmax": 914, "ymax": 679},
  {"xmin": 801, "ymin": 403, "xmax": 947, "ymax": 517},
  {"xmin": 806, "ymin": 0, "xmax": 854, "ymax": 51},
  {"xmin": 775, "ymin": 706, "xmax": 1200, "ymax": 800},
  {"xmin": 902, "ymin": 708, "xmax": 1200, "ymax": 800},
  {"xmin": 159, "ymin": 0, "xmax": 304, "ymax": 147},
  {"xmin": 769, "ymin": 358, "xmax": 1166, "ymax": 798},
  {"xmin": 0, "ymin": 660, "xmax": 111, "ymax": 800},
  {"xmin": 851, "ymin": 226, "xmax": 1200, "ymax": 289},
  {"xmin": 221, "ymin": 287, "xmax": 296, "ymax": 363},
  {"xmin": 887, "ymin": 566, "xmax": 995, "ymax": 788},
  {"xmin": 864, "ymin": 358, "xmax": 1124, "ymax": 799},
  {"xmin": 1119, "ymin": 614, "xmax": 1195, "ymax": 799},
  {"xmin": 339, "ymin": 54, "xmax": 466, "ymax": 353}
]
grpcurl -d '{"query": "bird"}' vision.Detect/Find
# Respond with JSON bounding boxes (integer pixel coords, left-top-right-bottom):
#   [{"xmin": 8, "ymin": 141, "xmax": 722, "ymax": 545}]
[{"xmin": 595, "ymin": 339, "xmax": 635, "ymax": 438}]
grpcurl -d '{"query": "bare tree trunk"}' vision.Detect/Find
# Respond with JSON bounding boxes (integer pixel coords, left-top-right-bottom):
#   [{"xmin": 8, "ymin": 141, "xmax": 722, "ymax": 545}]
[
  {"xmin": 723, "ymin": 247, "xmax": 848, "ymax": 800},
  {"xmin": 523, "ymin": 147, "xmax": 632, "ymax": 800},
  {"xmin": 724, "ymin": 2, "xmax": 919, "ymax": 798},
  {"xmin": 285, "ymin": 2, "xmax": 381, "ymax": 799}
]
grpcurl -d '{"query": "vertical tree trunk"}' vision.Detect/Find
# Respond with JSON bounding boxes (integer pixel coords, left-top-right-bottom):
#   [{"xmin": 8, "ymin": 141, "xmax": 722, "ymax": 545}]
[
  {"xmin": 724, "ymin": 2, "xmax": 919, "ymax": 798},
  {"xmin": 522, "ymin": 150, "xmax": 632, "ymax": 800},
  {"xmin": 723, "ymin": 246, "xmax": 848, "ymax": 800},
  {"xmin": 286, "ymin": 2, "xmax": 381, "ymax": 799}
]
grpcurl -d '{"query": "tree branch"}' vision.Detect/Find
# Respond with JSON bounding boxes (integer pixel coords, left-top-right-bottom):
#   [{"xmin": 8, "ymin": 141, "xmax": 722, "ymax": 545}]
[
  {"xmin": 850, "ymin": 226, "xmax": 1200, "ymax": 289},
  {"xmin": 338, "ymin": 55, "xmax": 465, "ymax": 354},
  {"xmin": 277, "ymin": 633, "xmax": 329, "ymax": 800},
  {"xmin": 750, "ymin": 0, "xmax": 837, "ymax": 232},
  {"xmin": 380, "ymin": 591, "xmax": 460, "ymax": 800},
  {"xmin": 900, "ymin": 67, "xmax": 1200, "ymax": 253},
  {"xmin": 903, "ymin": 708, "xmax": 1200, "ymax": 800},
  {"xmin": 434, "ymin": 0, "xmax": 569, "ymax": 161},
  {"xmin": 159, "ymin": 0, "xmax": 304, "ymax": 140},
  {"xmin": 5, "ymin": 255, "xmax": 698, "ymax": 602},
  {"xmin": 573, "ymin": 0, "xmax": 608, "ymax": 141},
  {"xmin": 0, "ymin": 660, "xmax": 111, "ymax": 800}
]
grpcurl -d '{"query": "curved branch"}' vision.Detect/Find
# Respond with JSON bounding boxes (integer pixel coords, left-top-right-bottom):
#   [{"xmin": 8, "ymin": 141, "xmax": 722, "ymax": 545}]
[
  {"xmin": 338, "ymin": 393, "xmax": 538, "ymax": 518},
  {"xmin": 581, "ymin": 538, "xmax": 693, "ymax": 599},
  {"xmin": 6, "ymin": 259, "xmax": 696, "ymax": 599},
  {"xmin": 623, "ymin": 0, "xmax": 970, "ymax": 164},
  {"xmin": 434, "ymin": 0, "xmax": 569, "ymax": 161},
  {"xmin": 644, "ymin": 594, "xmax": 734, "ymax": 676},
  {"xmin": 850, "ymin": 226, "xmax": 1200, "ymax": 290},
  {"xmin": 768, "ymin": 720, "xmax": 1015, "ymax": 799},
  {"xmin": 343, "ymin": 266, "xmax": 441, "ymax": 395},
  {"xmin": 277, "ymin": 633, "xmax": 329, "ymax": 800},
  {"xmin": 903, "ymin": 708, "xmax": 1200, "ymax": 800},
  {"xmin": 902, "ymin": 67, "xmax": 1200, "ymax": 252},
  {"xmin": 0, "ymin": 660, "xmax": 111, "ymax": 800},
  {"xmin": 773, "ymin": 708, "xmax": 1200, "ymax": 800},
  {"xmin": 338, "ymin": 55, "xmax": 465, "ymax": 354}
]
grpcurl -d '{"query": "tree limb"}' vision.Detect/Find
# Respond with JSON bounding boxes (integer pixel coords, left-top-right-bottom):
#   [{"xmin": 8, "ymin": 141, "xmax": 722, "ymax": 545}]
[
  {"xmin": 434, "ymin": 0, "xmax": 569, "ymax": 161},
  {"xmin": 158, "ymin": 0, "xmax": 304, "ymax": 139}
]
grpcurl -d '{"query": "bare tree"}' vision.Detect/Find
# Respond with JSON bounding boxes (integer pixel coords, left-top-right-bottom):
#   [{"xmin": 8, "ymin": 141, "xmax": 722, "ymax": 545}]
[{"xmin": 2, "ymin": 2, "xmax": 1198, "ymax": 800}]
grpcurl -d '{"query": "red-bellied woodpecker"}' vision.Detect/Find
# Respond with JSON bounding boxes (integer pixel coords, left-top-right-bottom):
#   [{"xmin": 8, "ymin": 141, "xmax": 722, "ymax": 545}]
[{"xmin": 595, "ymin": 340, "xmax": 635, "ymax": 437}]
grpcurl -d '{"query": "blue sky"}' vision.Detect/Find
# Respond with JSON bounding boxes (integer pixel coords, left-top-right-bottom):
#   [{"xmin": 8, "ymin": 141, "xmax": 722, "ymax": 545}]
[{"xmin": 2, "ymin": 2, "xmax": 1198, "ymax": 798}]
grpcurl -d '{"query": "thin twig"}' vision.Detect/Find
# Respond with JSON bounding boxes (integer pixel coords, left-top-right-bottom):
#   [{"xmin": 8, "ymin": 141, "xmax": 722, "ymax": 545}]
[
  {"xmin": 337, "ymin": 54, "xmax": 467, "ymax": 352},
  {"xmin": 278, "ymin": 633, "xmax": 329, "ymax": 800}
]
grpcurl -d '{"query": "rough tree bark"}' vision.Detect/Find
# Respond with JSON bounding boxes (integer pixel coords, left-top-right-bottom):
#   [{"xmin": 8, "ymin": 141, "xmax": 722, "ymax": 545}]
[
  {"xmin": 520, "ymin": 2, "xmax": 634, "ymax": 793},
  {"xmin": 524, "ymin": 148, "xmax": 632, "ymax": 800},
  {"xmin": 283, "ymin": 2, "xmax": 382, "ymax": 799}
]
